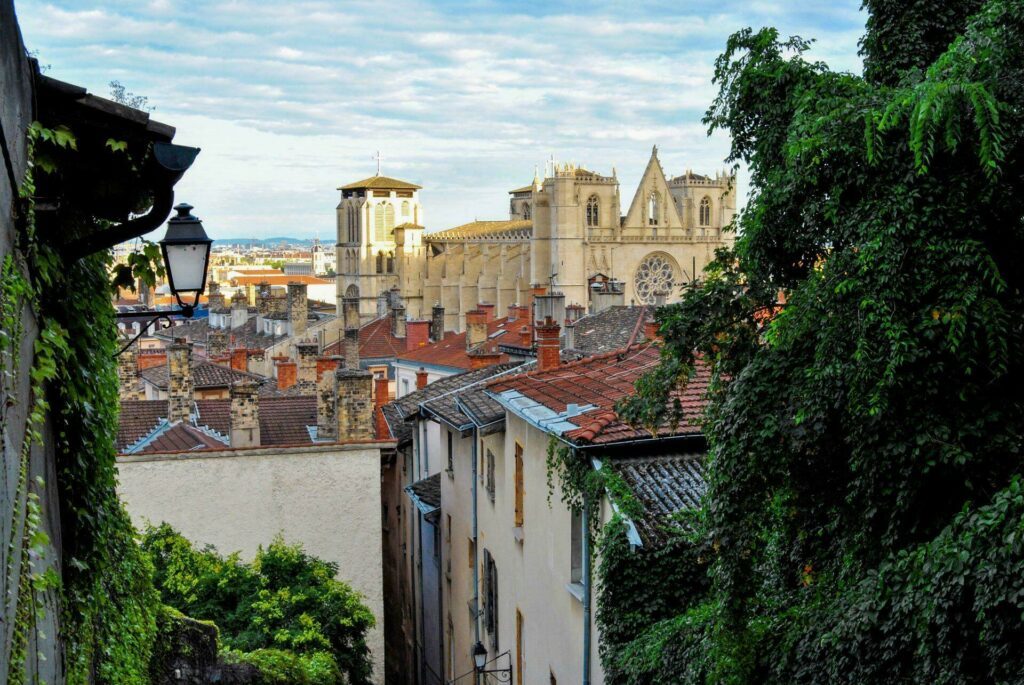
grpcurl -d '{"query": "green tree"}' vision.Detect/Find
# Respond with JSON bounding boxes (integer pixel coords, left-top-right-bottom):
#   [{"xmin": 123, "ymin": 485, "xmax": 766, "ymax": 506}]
[
  {"xmin": 142, "ymin": 524, "xmax": 376, "ymax": 685},
  {"xmin": 612, "ymin": 0, "xmax": 1024, "ymax": 682}
]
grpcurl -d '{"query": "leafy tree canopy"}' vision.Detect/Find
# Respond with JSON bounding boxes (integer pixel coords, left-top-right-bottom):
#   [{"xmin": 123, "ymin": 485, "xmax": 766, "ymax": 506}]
[
  {"xmin": 615, "ymin": 0, "xmax": 1024, "ymax": 682},
  {"xmin": 141, "ymin": 524, "xmax": 376, "ymax": 685}
]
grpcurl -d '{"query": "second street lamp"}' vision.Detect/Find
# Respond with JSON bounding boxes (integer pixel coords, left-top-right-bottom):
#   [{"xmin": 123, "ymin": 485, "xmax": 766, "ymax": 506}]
[{"xmin": 159, "ymin": 202, "xmax": 213, "ymax": 317}]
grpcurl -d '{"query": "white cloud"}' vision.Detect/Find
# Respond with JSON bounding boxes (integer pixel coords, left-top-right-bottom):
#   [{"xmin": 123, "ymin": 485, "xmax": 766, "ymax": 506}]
[{"xmin": 15, "ymin": 0, "xmax": 865, "ymax": 236}]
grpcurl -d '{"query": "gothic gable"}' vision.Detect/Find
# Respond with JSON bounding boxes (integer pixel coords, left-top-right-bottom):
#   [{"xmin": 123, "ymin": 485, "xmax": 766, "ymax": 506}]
[{"xmin": 623, "ymin": 146, "xmax": 684, "ymax": 230}]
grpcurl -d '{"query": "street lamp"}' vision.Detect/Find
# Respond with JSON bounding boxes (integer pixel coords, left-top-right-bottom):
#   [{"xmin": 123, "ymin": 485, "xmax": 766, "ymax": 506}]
[
  {"xmin": 115, "ymin": 202, "xmax": 213, "ymax": 355},
  {"xmin": 159, "ymin": 203, "xmax": 213, "ymax": 316},
  {"xmin": 473, "ymin": 641, "xmax": 488, "ymax": 671}
]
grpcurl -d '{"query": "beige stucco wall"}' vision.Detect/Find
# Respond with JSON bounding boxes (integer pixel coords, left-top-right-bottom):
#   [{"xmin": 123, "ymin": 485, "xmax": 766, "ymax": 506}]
[{"xmin": 116, "ymin": 443, "xmax": 388, "ymax": 684}]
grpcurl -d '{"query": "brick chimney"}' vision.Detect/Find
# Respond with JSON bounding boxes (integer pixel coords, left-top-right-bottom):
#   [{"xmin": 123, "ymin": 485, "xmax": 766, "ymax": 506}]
[
  {"xmin": 316, "ymin": 367, "xmax": 338, "ymax": 442},
  {"xmin": 230, "ymin": 291, "xmax": 248, "ymax": 330},
  {"xmin": 229, "ymin": 380, "xmax": 261, "ymax": 448},
  {"xmin": 207, "ymin": 330, "xmax": 228, "ymax": 357},
  {"xmin": 167, "ymin": 338, "xmax": 194, "ymax": 422},
  {"xmin": 406, "ymin": 320, "xmax": 430, "ymax": 351},
  {"xmin": 431, "ymin": 303, "xmax": 445, "ymax": 342},
  {"xmin": 288, "ymin": 282, "xmax": 308, "ymax": 338},
  {"xmin": 295, "ymin": 341, "xmax": 319, "ymax": 392},
  {"xmin": 469, "ymin": 350, "xmax": 502, "ymax": 369},
  {"xmin": 416, "ymin": 367, "xmax": 429, "ymax": 390},
  {"xmin": 536, "ymin": 317, "xmax": 561, "ymax": 372},
  {"xmin": 391, "ymin": 304, "xmax": 407, "ymax": 339},
  {"xmin": 316, "ymin": 355, "xmax": 342, "ymax": 383},
  {"xmin": 276, "ymin": 360, "xmax": 297, "ymax": 391},
  {"xmin": 374, "ymin": 375, "xmax": 390, "ymax": 439},
  {"xmin": 520, "ymin": 325, "xmax": 531, "ymax": 347},
  {"xmin": 335, "ymin": 368, "xmax": 374, "ymax": 441},
  {"xmin": 478, "ymin": 303, "xmax": 496, "ymax": 322},
  {"xmin": 644, "ymin": 316, "xmax": 662, "ymax": 342},
  {"xmin": 230, "ymin": 347, "xmax": 248, "ymax": 372},
  {"xmin": 465, "ymin": 309, "xmax": 488, "ymax": 351},
  {"xmin": 138, "ymin": 349, "xmax": 167, "ymax": 371}
]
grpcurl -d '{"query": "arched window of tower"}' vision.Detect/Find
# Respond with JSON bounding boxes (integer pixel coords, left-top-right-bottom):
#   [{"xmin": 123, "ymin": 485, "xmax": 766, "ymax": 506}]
[
  {"xmin": 376, "ymin": 251, "xmax": 384, "ymax": 274},
  {"xmin": 385, "ymin": 204, "xmax": 396, "ymax": 238},
  {"xmin": 402, "ymin": 200, "xmax": 410, "ymax": 217},
  {"xmin": 586, "ymin": 195, "xmax": 600, "ymax": 227},
  {"xmin": 387, "ymin": 251, "xmax": 395, "ymax": 273},
  {"xmin": 374, "ymin": 204, "xmax": 386, "ymax": 242},
  {"xmin": 700, "ymin": 196, "xmax": 711, "ymax": 226}
]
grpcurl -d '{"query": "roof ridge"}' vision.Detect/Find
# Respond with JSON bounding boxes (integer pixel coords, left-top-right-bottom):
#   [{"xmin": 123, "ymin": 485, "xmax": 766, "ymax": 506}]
[{"xmin": 488, "ymin": 341, "xmax": 656, "ymax": 389}]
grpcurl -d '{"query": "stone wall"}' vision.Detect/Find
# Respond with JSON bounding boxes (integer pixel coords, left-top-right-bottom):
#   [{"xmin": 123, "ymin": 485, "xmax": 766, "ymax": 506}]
[{"xmin": 0, "ymin": 3, "xmax": 63, "ymax": 679}]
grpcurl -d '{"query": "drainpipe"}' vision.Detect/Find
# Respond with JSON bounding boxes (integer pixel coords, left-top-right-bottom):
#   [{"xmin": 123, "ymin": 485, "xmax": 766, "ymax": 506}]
[
  {"xmin": 580, "ymin": 449, "xmax": 592, "ymax": 685},
  {"xmin": 471, "ymin": 426, "xmax": 481, "ymax": 683}
]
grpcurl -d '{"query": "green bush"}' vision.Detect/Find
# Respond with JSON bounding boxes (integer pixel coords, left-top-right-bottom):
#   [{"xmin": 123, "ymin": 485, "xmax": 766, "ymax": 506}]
[{"xmin": 142, "ymin": 523, "xmax": 374, "ymax": 684}]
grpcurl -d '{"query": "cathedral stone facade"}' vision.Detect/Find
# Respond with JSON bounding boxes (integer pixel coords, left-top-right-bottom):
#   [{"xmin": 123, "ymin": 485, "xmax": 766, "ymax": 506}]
[{"xmin": 336, "ymin": 147, "xmax": 735, "ymax": 331}]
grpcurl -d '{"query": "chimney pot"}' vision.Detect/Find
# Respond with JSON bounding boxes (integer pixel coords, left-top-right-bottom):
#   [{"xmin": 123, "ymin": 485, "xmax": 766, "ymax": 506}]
[
  {"xmin": 167, "ymin": 338, "xmax": 194, "ymax": 422},
  {"xmin": 465, "ymin": 309, "xmax": 488, "ymax": 351},
  {"xmin": 416, "ymin": 368, "xmax": 429, "ymax": 390},
  {"xmin": 430, "ymin": 303, "xmax": 445, "ymax": 343},
  {"xmin": 391, "ymin": 305, "xmax": 407, "ymax": 339},
  {"xmin": 288, "ymin": 282, "xmax": 309, "ymax": 338},
  {"xmin": 229, "ymin": 380, "xmax": 261, "ymax": 448},
  {"xmin": 406, "ymin": 320, "xmax": 430, "ymax": 351},
  {"xmin": 335, "ymin": 368, "xmax": 374, "ymax": 441},
  {"xmin": 276, "ymin": 360, "xmax": 297, "ymax": 391}
]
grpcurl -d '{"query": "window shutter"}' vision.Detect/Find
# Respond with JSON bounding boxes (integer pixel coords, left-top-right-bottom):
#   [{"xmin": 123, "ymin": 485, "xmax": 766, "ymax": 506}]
[{"xmin": 514, "ymin": 443, "xmax": 524, "ymax": 527}]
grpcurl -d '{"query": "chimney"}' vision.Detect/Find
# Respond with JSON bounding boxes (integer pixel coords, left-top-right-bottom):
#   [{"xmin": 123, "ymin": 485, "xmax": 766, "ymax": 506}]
[
  {"xmin": 167, "ymin": 338, "xmax": 194, "ymax": 422},
  {"xmin": 520, "ymin": 325, "xmax": 531, "ymax": 347},
  {"xmin": 377, "ymin": 291, "xmax": 389, "ymax": 318},
  {"xmin": 644, "ymin": 316, "xmax": 662, "ymax": 342},
  {"xmin": 406, "ymin": 320, "xmax": 430, "ymax": 351},
  {"xmin": 565, "ymin": 303, "xmax": 585, "ymax": 325},
  {"xmin": 137, "ymin": 349, "xmax": 167, "ymax": 371},
  {"xmin": 534, "ymin": 292, "xmax": 566, "ymax": 330},
  {"xmin": 229, "ymin": 380, "xmax": 261, "ymax": 448},
  {"xmin": 207, "ymin": 330, "xmax": 228, "ymax": 357},
  {"xmin": 536, "ymin": 316, "xmax": 561, "ymax": 372},
  {"xmin": 465, "ymin": 310, "xmax": 488, "ymax": 350},
  {"xmin": 257, "ymin": 283, "xmax": 271, "ymax": 321},
  {"xmin": 374, "ymin": 375, "xmax": 390, "ymax": 439},
  {"xmin": 517, "ymin": 305, "xmax": 530, "ymax": 321},
  {"xmin": 343, "ymin": 296, "xmax": 361, "ymax": 369},
  {"xmin": 564, "ymin": 321, "xmax": 576, "ymax": 352},
  {"xmin": 230, "ymin": 291, "xmax": 248, "ymax": 330},
  {"xmin": 207, "ymin": 281, "xmax": 225, "ymax": 312},
  {"xmin": 295, "ymin": 341, "xmax": 319, "ymax": 392},
  {"xmin": 118, "ymin": 339, "xmax": 140, "ymax": 398},
  {"xmin": 276, "ymin": 360, "xmax": 297, "ymax": 391},
  {"xmin": 335, "ymin": 368, "xmax": 374, "ymax": 441},
  {"xmin": 469, "ymin": 350, "xmax": 502, "ymax": 370},
  {"xmin": 316, "ymin": 355, "xmax": 342, "ymax": 383},
  {"xmin": 288, "ymin": 282, "xmax": 308, "ymax": 338},
  {"xmin": 416, "ymin": 367, "xmax": 429, "ymax": 390},
  {"xmin": 247, "ymin": 350, "xmax": 265, "ymax": 374},
  {"xmin": 478, "ymin": 303, "xmax": 496, "ymax": 322},
  {"xmin": 391, "ymin": 305, "xmax": 407, "ymax": 339},
  {"xmin": 230, "ymin": 347, "xmax": 248, "ymax": 372},
  {"xmin": 316, "ymin": 366, "xmax": 338, "ymax": 442},
  {"xmin": 653, "ymin": 291, "xmax": 667, "ymax": 307},
  {"xmin": 592, "ymin": 280, "xmax": 625, "ymax": 313},
  {"xmin": 430, "ymin": 303, "xmax": 445, "ymax": 342},
  {"xmin": 507, "ymin": 303, "xmax": 519, "ymax": 322}
]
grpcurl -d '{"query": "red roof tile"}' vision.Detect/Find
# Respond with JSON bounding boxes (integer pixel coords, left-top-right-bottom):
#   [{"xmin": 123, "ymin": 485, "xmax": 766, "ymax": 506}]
[
  {"xmin": 395, "ymin": 316, "xmax": 517, "ymax": 370},
  {"xmin": 488, "ymin": 344, "xmax": 710, "ymax": 445},
  {"xmin": 323, "ymin": 316, "xmax": 426, "ymax": 361}
]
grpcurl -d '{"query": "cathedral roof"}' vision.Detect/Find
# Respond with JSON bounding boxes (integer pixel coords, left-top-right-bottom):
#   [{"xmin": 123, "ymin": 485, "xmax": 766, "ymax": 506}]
[
  {"xmin": 338, "ymin": 175, "xmax": 422, "ymax": 191},
  {"xmin": 425, "ymin": 220, "xmax": 532, "ymax": 242},
  {"xmin": 509, "ymin": 184, "xmax": 535, "ymax": 194}
]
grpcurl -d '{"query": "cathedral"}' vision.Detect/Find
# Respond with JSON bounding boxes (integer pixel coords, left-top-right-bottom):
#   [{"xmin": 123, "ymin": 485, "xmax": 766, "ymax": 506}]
[{"xmin": 335, "ymin": 147, "xmax": 736, "ymax": 331}]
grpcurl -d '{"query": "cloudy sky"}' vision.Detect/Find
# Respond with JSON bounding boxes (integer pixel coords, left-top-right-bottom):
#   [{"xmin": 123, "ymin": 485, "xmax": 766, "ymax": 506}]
[{"xmin": 16, "ymin": 1, "xmax": 865, "ymax": 239}]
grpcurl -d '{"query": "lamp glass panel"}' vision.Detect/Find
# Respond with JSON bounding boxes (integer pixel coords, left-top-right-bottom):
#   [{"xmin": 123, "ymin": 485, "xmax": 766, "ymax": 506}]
[{"xmin": 165, "ymin": 243, "xmax": 208, "ymax": 292}]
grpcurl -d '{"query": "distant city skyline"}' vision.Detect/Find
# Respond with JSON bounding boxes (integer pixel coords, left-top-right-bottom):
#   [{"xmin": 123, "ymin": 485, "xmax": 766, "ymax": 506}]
[{"xmin": 16, "ymin": 0, "xmax": 866, "ymax": 239}]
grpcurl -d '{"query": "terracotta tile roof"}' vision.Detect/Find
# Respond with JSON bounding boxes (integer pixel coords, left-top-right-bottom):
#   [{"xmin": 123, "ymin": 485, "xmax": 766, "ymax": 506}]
[
  {"xmin": 569, "ymin": 306, "xmax": 650, "ymax": 356},
  {"xmin": 230, "ymin": 275, "xmax": 332, "ymax": 286},
  {"xmin": 145, "ymin": 423, "xmax": 227, "ymax": 453},
  {"xmin": 338, "ymin": 175, "xmax": 422, "ymax": 191},
  {"xmin": 487, "ymin": 344, "xmax": 709, "ymax": 446},
  {"xmin": 395, "ymin": 316, "xmax": 518, "ymax": 371},
  {"xmin": 323, "ymin": 316, "xmax": 414, "ymax": 361},
  {"xmin": 424, "ymin": 220, "xmax": 531, "ymax": 242},
  {"xmin": 139, "ymin": 359, "xmax": 268, "ymax": 390},
  {"xmin": 118, "ymin": 400, "xmax": 169, "ymax": 451},
  {"xmin": 118, "ymin": 395, "xmax": 318, "ymax": 454},
  {"xmin": 612, "ymin": 452, "xmax": 706, "ymax": 546}
]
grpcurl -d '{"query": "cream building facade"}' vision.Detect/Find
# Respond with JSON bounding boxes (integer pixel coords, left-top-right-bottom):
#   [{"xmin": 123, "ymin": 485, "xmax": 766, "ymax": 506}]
[{"xmin": 337, "ymin": 147, "xmax": 736, "ymax": 330}]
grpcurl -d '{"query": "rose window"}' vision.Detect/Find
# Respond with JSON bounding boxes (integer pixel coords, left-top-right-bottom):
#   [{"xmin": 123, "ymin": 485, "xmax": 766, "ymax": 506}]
[{"xmin": 634, "ymin": 253, "xmax": 677, "ymax": 304}]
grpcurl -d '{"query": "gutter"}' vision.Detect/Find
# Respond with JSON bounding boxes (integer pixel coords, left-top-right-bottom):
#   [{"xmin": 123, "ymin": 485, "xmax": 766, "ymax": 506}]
[{"xmin": 580, "ymin": 447, "xmax": 592, "ymax": 685}]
